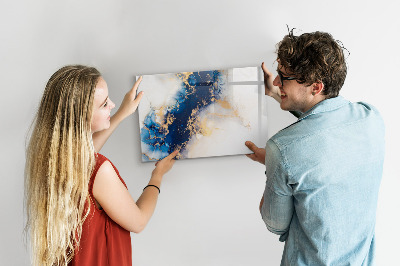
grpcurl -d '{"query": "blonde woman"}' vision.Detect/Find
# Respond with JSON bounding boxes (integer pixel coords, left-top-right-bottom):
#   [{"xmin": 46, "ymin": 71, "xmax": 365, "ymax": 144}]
[{"xmin": 25, "ymin": 65, "xmax": 178, "ymax": 266}]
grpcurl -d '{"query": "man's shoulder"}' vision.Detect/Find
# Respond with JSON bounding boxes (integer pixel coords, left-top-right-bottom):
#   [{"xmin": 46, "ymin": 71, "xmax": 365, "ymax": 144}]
[
  {"xmin": 268, "ymin": 121, "xmax": 305, "ymax": 150},
  {"xmin": 269, "ymin": 98, "xmax": 384, "ymax": 149},
  {"xmin": 351, "ymin": 101, "xmax": 383, "ymax": 118},
  {"xmin": 345, "ymin": 101, "xmax": 385, "ymax": 132}
]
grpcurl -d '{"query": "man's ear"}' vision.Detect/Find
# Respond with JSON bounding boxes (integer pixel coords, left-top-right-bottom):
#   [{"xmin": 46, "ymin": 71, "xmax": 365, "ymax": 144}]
[{"xmin": 312, "ymin": 82, "xmax": 324, "ymax": 96}]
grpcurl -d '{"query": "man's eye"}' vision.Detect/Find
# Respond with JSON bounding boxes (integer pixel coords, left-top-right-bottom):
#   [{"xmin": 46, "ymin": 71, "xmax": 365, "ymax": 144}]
[{"xmin": 103, "ymin": 101, "xmax": 108, "ymax": 107}]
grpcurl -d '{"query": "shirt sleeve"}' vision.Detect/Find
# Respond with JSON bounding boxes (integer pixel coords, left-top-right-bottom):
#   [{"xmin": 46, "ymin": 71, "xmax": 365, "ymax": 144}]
[{"xmin": 260, "ymin": 139, "xmax": 294, "ymax": 241}]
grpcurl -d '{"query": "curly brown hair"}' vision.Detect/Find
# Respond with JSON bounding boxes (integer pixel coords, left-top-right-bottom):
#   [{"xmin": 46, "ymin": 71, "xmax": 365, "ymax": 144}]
[{"xmin": 277, "ymin": 30, "xmax": 348, "ymax": 98}]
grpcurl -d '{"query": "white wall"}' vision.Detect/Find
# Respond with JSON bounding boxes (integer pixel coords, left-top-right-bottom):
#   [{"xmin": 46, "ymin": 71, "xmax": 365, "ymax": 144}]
[{"xmin": 1, "ymin": 0, "xmax": 399, "ymax": 265}]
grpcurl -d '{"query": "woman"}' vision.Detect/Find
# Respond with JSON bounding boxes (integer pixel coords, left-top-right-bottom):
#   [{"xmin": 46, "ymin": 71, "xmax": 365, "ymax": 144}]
[{"xmin": 25, "ymin": 65, "xmax": 178, "ymax": 265}]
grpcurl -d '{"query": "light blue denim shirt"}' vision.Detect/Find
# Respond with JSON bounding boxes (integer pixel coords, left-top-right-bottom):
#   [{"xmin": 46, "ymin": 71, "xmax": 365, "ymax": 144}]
[{"xmin": 261, "ymin": 96, "xmax": 385, "ymax": 266}]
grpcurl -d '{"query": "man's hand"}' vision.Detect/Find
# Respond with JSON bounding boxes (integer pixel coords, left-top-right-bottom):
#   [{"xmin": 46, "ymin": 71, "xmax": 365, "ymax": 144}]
[
  {"xmin": 245, "ymin": 141, "xmax": 266, "ymax": 165},
  {"xmin": 262, "ymin": 62, "xmax": 281, "ymax": 103}
]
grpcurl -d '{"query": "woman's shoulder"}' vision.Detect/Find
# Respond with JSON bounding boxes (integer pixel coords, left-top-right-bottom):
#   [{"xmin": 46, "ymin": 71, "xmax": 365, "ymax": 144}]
[
  {"xmin": 95, "ymin": 153, "xmax": 108, "ymax": 164},
  {"xmin": 93, "ymin": 153, "xmax": 127, "ymax": 188},
  {"xmin": 90, "ymin": 153, "xmax": 115, "ymax": 194},
  {"xmin": 91, "ymin": 153, "xmax": 109, "ymax": 179}
]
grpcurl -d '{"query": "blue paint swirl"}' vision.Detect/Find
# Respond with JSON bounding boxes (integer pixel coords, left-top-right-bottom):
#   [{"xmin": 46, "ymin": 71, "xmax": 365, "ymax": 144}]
[{"xmin": 140, "ymin": 70, "xmax": 226, "ymax": 161}]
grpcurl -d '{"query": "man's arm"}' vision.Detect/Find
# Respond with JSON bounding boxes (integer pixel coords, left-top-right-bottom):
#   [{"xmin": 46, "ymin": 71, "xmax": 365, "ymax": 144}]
[
  {"xmin": 261, "ymin": 62, "xmax": 302, "ymax": 119},
  {"xmin": 93, "ymin": 77, "xmax": 143, "ymax": 152},
  {"xmin": 259, "ymin": 140, "xmax": 294, "ymax": 240},
  {"xmin": 245, "ymin": 138, "xmax": 294, "ymax": 239},
  {"xmin": 259, "ymin": 195, "xmax": 264, "ymax": 211},
  {"xmin": 260, "ymin": 185, "xmax": 293, "ymax": 238},
  {"xmin": 262, "ymin": 62, "xmax": 282, "ymax": 102}
]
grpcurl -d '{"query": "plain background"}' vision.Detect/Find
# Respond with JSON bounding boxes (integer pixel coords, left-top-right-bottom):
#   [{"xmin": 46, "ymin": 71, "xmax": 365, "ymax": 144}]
[{"xmin": 1, "ymin": 0, "xmax": 399, "ymax": 265}]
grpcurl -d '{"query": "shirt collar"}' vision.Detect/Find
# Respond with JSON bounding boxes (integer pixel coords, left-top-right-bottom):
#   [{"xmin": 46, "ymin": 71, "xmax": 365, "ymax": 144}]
[{"xmin": 298, "ymin": 95, "xmax": 350, "ymax": 121}]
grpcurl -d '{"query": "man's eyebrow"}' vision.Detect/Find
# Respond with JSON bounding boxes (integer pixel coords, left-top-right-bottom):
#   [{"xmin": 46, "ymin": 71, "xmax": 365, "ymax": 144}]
[
  {"xmin": 277, "ymin": 68, "xmax": 292, "ymax": 77},
  {"xmin": 277, "ymin": 68, "xmax": 284, "ymax": 75}
]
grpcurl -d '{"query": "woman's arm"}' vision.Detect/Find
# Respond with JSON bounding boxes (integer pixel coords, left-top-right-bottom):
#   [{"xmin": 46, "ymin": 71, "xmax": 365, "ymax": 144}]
[
  {"xmin": 93, "ymin": 150, "xmax": 179, "ymax": 233},
  {"xmin": 92, "ymin": 77, "xmax": 144, "ymax": 152}
]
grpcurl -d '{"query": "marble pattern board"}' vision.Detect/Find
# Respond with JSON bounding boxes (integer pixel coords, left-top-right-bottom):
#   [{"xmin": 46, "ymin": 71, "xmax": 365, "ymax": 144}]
[{"xmin": 137, "ymin": 66, "xmax": 267, "ymax": 162}]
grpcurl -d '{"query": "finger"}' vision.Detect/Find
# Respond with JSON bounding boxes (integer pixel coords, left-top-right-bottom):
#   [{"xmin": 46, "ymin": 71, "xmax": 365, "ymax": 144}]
[
  {"xmin": 245, "ymin": 141, "xmax": 259, "ymax": 153},
  {"xmin": 261, "ymin": 62, "xmax": 272, "ymax": 76},
  {"xmin": 131, "ymin": 76, "xmax": 143, "ymax": 95},
  {"xmin": 160, "ymin": 150, "xmax": 179, "ymax": 162},
  {"xmin": 134, "ymin": 90, "xmax": 144, "ymax": 103},
  {"xmin": 167, "ymin": 150, "xmax": 179, "ymax": 160},
  {"xmin": 245, "ymin": 153, "xmax": 257, "ymax": 161}
]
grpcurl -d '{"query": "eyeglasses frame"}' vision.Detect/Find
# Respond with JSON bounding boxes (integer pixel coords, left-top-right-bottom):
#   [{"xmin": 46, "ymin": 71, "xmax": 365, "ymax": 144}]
[{"xmin": 277, "ymin": 70, "xmax": 297, "ymax": 87}]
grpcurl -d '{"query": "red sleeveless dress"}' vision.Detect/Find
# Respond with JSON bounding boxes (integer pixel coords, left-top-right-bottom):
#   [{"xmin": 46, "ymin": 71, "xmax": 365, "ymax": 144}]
[{"xmin": 69, "ymin": 153, "xmax": 132, "ymax": 266}]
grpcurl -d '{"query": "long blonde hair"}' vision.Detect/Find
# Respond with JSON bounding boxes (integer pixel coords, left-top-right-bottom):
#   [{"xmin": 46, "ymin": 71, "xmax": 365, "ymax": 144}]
[{"xmin": 25, "ymin": 65, "xmax": 101, "ymax": 265}]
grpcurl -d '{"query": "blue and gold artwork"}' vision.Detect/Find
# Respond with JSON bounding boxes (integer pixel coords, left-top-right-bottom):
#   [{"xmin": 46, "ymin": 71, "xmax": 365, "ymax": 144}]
[{"xmin": 137, "ymin": 66, "xmax": 267, "ymax": 161}]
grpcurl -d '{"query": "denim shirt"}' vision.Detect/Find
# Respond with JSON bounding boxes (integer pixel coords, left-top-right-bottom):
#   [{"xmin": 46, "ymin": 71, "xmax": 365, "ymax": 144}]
[{"xmin": 260, "ymin": 96, "xmax": 385, "ymax": 266}]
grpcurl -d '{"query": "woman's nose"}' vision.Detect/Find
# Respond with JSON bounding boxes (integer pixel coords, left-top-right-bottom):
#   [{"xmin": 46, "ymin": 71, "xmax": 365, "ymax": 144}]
[{"xmin": 109, "ymin": 100, "xmax": 115, "ymax": 109}]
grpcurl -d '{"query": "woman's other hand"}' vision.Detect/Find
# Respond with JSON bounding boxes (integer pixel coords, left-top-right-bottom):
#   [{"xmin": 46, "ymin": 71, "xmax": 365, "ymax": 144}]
[
  {"xmin": 115, "ymin": 76, "xmax": 144, "ymax": 119},
  {"xmin": 152, "ymin": 150, "xmax": 179, "ymax": 178}
]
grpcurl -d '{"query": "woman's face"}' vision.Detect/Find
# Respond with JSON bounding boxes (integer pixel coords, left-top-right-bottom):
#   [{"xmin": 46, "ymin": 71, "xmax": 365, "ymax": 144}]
[{"xmin": 91, "ymin": 77, "xmax": 115, "ymax": 133}]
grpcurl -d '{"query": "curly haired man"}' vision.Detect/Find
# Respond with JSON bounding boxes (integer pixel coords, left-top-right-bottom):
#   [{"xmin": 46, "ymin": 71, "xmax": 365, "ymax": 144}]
[{"xmin": 246, "ymin": 30, "xmax": 385, "ymax": 265}]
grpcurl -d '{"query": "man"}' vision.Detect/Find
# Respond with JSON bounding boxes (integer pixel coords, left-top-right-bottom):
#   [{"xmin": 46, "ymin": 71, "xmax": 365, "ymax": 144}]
[{"xmin": 246, "ymin": 31, "xmax": 385, "ymax": 265}]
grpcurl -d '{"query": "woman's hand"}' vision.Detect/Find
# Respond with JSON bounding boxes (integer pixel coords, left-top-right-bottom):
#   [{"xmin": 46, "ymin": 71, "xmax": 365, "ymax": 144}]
[
  {"xmin": 115, "ymin": 76, "xmax": 144, "ymax": 120},
  {"xmin": 152, "ymin": 150, "xmax": 179, "ymax": 178},
  {"xmin": 262, "ymin": 62, "xmax": 281, "ymax": 103},
  {"xmin": 92, "ymin": 77, "xmax": 144, "ymax": 152}
]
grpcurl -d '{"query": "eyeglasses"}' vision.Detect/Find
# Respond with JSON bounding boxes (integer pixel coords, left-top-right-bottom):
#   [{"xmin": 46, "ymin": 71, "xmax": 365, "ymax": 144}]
[{"xmin": 277, "ymin": 70, "xmax": 297, "ymax": 86}]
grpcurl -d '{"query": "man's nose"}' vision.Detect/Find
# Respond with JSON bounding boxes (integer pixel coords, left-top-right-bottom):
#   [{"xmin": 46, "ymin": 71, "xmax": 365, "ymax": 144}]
[{"xmin": 273, "ymin": 75, "xmax": 281, "ymax": 87}]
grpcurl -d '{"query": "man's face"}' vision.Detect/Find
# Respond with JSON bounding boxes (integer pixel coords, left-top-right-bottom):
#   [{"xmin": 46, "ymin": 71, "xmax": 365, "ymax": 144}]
[{"xmin": 272, "ymin": 64, "xmax": 315, "ymax": 113}]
